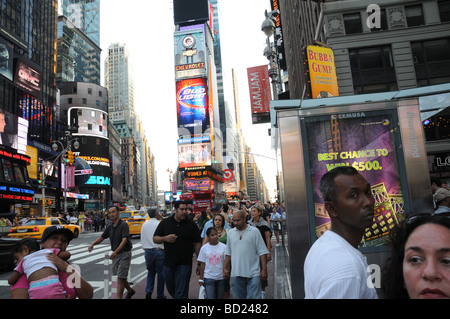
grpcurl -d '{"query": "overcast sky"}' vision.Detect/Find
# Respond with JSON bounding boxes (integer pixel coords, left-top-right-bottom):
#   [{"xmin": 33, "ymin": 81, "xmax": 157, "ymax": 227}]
[{"xmin": 100, "ymin": 0, "xmax": 277, "ymax": 198}]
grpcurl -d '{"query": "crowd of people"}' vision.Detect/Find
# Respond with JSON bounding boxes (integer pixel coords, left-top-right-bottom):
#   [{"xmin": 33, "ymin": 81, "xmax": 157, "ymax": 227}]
[
  {"xmin": 141, "ymin": 201, "xmax": 285, "ymax": 300},
  {"xmin": 5, "ymin": 167, "xmax": 450, "ymax": 300}
]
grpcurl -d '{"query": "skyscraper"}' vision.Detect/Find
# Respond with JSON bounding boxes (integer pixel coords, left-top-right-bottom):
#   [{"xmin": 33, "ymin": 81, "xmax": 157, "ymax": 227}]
[
  {"xmin": 104, "ymin": 42, "xmax": 136, "ymax": 126},
  {"xmin": 58, "ymin": 0, "xmax": 101, "ymax": 46}
]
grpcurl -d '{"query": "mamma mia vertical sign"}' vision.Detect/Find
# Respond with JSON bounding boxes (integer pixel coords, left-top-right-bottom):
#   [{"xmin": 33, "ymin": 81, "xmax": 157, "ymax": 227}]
[{"xmin": 247, "ymin": 65, "xmax": 272, "ymax": 124}]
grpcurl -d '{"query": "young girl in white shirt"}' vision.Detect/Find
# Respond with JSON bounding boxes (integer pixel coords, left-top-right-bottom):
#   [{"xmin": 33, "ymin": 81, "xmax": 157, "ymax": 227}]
[{"xmin": 197, "ymin": 227, "xmax": 227, "ymax": 299}]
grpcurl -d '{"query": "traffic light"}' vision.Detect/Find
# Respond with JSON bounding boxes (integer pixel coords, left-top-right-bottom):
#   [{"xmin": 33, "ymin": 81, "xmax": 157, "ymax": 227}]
[
  {"xmin": 67, "ymin": 150, "xmax": 75, "ymax": 165},
  {"xmin": 38, "ymin": 173, "xmax": 43, "ymax": 184},
  {"xmin": 63, "ymin": 152, "xmax": 69, "ymax": 164}
]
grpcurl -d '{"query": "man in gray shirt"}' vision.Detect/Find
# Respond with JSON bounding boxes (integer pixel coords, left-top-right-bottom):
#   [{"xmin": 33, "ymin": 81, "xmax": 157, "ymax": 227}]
[
  {"xmin": 88, "ymin": 205, "xmax": 134, "ymax": 299},
  {"xmin": 223, "ymin": 210, "xmax": 269, "ymax": 299}
]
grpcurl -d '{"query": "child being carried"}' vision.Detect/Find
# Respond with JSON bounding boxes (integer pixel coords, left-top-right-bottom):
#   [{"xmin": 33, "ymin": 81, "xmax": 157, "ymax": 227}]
[{"xmin": 8, "ymin": 238, "xmax": 71, "ymax": 299}]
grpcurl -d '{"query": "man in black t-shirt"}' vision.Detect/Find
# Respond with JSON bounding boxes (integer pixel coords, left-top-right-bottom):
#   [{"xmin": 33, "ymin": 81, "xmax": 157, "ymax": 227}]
[{"xmin": 154, "ymin": 201, "xmax": 201, "ymax": 299}]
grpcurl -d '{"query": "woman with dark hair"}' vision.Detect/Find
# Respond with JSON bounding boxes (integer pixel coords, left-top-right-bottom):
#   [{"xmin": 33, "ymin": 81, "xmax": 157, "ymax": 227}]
[
  {"xmin": 382, "ymin": 213, "xmax": 450, "ymax": 299},
  {"xmin": 213, "ymin": 214, "xmax": 228, "ymax": 245}
]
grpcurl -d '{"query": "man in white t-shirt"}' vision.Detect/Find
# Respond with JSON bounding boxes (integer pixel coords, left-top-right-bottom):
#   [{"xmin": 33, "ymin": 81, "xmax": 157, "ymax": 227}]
[
  {"xmin": 141, "ymin": 208, "xmax": 165, "ymax": 299},
  {"xmin": 223, "ymin": 210, "xmax": 269, "ymax": 299},
  {"xmin": 304, "ymin": 166, "xmax": 379, "ymax": 299}
]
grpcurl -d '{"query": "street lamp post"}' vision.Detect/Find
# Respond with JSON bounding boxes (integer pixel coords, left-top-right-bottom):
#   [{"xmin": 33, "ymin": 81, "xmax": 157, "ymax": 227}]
[
  {"xmin": 262, "ymin": 9, "xmax": 281, "ymax": 101},
  {"xmin": 51, "ymin": 131, "xmax": 80, "ymax": 214}
]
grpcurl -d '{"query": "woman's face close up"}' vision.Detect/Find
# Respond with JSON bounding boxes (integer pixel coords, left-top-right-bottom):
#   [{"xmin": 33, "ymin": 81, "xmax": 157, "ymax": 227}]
[{"xmin": 403, "ymin": 223, "xmax": 450, "ymax": 299}]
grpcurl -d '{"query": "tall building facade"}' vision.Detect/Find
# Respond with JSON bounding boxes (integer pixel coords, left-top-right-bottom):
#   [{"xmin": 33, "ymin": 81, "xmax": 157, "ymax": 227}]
[
  {"xmin": 0, "ymin": 0, "xmax": 61, "ymax": 217},
  {"xmin": 58, "ymin": 0, "xmax": 100, "ymax": 46},
  {"xmin": 58, "ymin": 82, "xmax": 110, "ymax": 210},
  {"xmin": 57, "ymin": 15, "xmax": 101, "ymax": 85},
  {"xmin": 104, "ymin": 42, "xmax": 156, "ymax": 207},
  {"xmin": 105, "ymin": 43, "xmax": 135, "ymax": 125}
]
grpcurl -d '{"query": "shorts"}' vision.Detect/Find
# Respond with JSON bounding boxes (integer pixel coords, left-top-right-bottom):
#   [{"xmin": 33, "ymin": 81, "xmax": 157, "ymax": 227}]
[
  {"xmin": 29, "ymin": 275, "xmax": 65, "ymax": 299},
  {"xmin": 112, "ymin": 250, "xmax": 132, "ymax": 279}
]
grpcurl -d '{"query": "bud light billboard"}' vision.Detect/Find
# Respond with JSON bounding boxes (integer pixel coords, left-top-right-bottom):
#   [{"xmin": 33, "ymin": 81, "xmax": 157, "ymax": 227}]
[{"xmin": 176, "ymin": 78, "xmax": 209, "ymax": 136}]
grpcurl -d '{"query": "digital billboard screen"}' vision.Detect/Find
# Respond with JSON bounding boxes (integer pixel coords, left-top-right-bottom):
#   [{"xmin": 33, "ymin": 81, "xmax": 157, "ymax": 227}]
[
  {"xmin": 173, "ymin": 0, "xmax": 209, "ymax": 26},
  {"xmin": 303, "ymin": 110, "xmax": 405, "ymax": 247},
  {"xmin": 178, "ymin": 142, "xmax": 212, "ymax": 169},
  {"xmin": 0, "ymin": 109, "xmax": 28, "ymax": 154},
  {"xmin": 176, "ymin": 78, "xmax": 209, "ymax": 136},
  {"xmin": 14, "ymin": 60, "xmax": 42, "ymax": 97}
]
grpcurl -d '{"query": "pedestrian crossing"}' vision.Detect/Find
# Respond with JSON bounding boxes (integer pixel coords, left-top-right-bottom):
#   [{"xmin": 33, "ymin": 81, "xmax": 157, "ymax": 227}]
[{"xmin": 68, "ymin": 242, "xmax": 146, "ymax": 266}]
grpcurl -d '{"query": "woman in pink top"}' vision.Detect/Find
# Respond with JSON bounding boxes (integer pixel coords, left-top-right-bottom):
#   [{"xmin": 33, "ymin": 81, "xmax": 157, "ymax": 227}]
[{"xmin": 10, "ymin": 226, "xmax": 93, "ymax": 299}]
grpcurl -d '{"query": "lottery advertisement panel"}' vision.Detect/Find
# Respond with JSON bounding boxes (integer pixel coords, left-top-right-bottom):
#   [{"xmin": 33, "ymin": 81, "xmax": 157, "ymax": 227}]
[{"xmin": 304, "ymin": 110, "xmax": 405, "ymax": 247}]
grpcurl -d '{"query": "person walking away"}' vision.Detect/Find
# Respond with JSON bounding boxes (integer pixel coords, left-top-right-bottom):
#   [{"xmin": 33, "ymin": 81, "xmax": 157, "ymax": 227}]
[
  {"xmin": 153, "ymin": 201, "xmax": 202, "ymax": 299},
  {"xmin": 198, "ymin": 227, "xmax": 227, "ymax": 299},
  {"xmin": 304, "ymin": 166, "xmax": 378, "ymax": 299},
  {"xmin": 223, "ymin": 210, "xmax": 269, "ymax": 299},
  {"xmin": 88, "ymin": 205, "xmax": 135, "ymax": 299},
  {"xmin": 141, "ymin": 208, "xmax": 165, "ymax": 299}
]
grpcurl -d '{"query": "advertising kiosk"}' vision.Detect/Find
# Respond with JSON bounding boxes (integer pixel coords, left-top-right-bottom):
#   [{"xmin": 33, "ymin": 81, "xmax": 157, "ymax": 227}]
[{"xmin": 271, "ymin": 87, "xmax": 447, "ymax": 298}]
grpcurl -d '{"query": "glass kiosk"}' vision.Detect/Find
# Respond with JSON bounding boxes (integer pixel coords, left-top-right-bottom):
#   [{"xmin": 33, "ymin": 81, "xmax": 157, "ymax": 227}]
[{"xmin": 273, "ymin": 96, "xmax": 434, "ymax": 298}]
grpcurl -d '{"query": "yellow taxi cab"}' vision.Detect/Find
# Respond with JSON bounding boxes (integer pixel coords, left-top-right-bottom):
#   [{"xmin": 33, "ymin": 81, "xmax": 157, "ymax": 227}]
[
  {"xmin": 119, "ymin": 210, "xmax": 138, "ymax": 220},
  {"xmin": 8, "ymin": 217, "xmax": 81, "ymax": 240},
  {"xmin": 126, "ymin": 213, "xmax": 149, "ymax": 237}
]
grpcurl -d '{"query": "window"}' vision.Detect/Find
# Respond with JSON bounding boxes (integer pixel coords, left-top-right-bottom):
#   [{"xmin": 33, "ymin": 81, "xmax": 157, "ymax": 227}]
[
  {"xmin": 88, "ymin": 88, "xmax": 92, "ymax": 95},
  {"xmin": 68, "ymin": 98, "xmax": 72, "ymax": 104},
  {"xmin": 438, "ymin": 0, "xmax": 450, "ymax": 22},
  {"xmin": 82, "ymin": 98, "xmax": 87, "ymax": 104},
  {"xmin": 344, "ymin": 13, "xmax": 363, "ymax": 34},
  {"xmin": 349, "ymin": 46, "xmax": 398, "ymax": 94},
  {"xmin": 405, "ymin": 5, "xmax": 425, "ymax": 27},
  {"xmin": 423, "ymin": 109, "xmax": 450, "ymax": 141},
  {"xmin": 412, "ymin": 38, "xmax": 450, "ymax": 86}
]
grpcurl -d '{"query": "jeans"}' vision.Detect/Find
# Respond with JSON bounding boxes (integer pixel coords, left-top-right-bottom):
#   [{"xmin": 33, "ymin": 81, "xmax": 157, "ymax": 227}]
[
  {"xmin": 204, "ymin": 278, "xmax": 226, "ymax": 299},
  {"xmin": 230, "ymin": 276, "xmax": 262, "ymax": 299},
  {"xmin": 144, "ymin": 248, "xmax": 165, "ymax": 299},
  {"xmin": 163, "ymin": 264, "xmax": 192, "ymax": 299}
]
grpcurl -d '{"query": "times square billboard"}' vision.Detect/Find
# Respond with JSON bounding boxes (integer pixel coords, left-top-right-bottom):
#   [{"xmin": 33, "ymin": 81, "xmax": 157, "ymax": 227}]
[{"xmin": 176, "ymin": 77, "xmax": 210, "ymax": 136}]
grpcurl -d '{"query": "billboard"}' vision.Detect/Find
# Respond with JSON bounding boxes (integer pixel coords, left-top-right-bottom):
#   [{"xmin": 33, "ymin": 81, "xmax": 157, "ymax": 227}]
[
  {"xmin": 69, "ymin": 107, "xmax": 108, "ymax": 139},
  {"xmin": 178, "ymin": 142, "xmax": 212, "ymax": 169},
  {"xmin": 74, "ymin": 136, "xmax": 110, "ymax": 188},
  {"xmin": 174, "ymin": 0, "xmax": 210, "ymax": 26},
  {"xmin": 306, "ymin": 45, "xmax": 339, "ymax": 98},
  {"xmin": 174, "ymin": 28, "xmax": 208, "ymax": 81},
  {"xmin": 304, "ymin": 110, "xmax": 405, "ymax": 247},
  {"xmin": 0, "ymin": 109, "xmax": 28, "ymax": 154},
  {"xmin": 176, "ymin": 78, "xmax": 209, "ymax": 136},
  {"xmin": 0, "ymin": 37, "xmax": 14, "ymax": 81},
  {"xmin": 14, "ymin": 60, "xmax": 42, "ymax": 97},
  {"xmin": 247, "ymin": 65, "xmax": 271, "ymax": 124}
]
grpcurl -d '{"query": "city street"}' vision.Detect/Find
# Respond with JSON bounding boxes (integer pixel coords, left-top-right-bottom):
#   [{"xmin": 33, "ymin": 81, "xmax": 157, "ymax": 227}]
[{"xmin": 0, "ymin": 231, "xmax": 148, "ymax": 299}]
